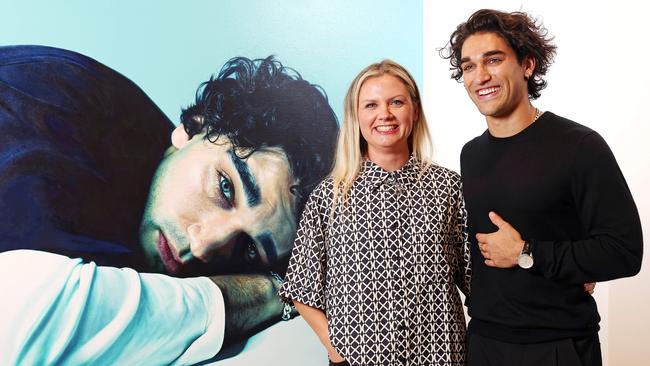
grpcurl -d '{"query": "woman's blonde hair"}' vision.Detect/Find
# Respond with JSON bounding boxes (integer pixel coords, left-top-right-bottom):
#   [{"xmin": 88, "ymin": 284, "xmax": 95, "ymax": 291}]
[{"xmin": 331, "ymin": 59, "xmax": 434, "ymax": 207}]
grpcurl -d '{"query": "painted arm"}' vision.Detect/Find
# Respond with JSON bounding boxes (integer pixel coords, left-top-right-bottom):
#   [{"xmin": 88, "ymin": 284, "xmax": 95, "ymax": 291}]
[{"xmin": 210, "ymin": 273, "xmax": 284, "ymax": 339}]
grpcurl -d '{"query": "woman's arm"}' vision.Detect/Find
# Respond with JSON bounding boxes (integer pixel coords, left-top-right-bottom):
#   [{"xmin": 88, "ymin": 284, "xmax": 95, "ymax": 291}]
[{"xmin": 294, "ymin": 300, "xmax": 345, "ymax": 363}]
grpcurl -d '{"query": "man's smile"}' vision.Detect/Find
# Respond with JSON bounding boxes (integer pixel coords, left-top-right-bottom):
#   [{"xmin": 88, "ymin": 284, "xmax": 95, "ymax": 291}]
[{"xmin": 477, "ymin": 86, "xmax": 500, "ymax": 97}]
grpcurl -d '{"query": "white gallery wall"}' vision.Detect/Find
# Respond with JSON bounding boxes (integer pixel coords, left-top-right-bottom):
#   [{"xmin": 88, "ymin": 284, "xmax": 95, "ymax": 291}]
[{"xmin": 424, "ymin": 1, "xmax": 649, "ymax": 365}]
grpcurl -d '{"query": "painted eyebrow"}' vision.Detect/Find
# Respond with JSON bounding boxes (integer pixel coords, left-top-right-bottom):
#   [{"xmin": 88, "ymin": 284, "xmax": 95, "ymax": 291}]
[
  {"xmin": 256, "ymin": 232, "xmax": 277, "ymax": 264},
  {"xmin": 460, "ymin": 50, "xmax": 506, "ymax": 64},
  {"xmin": 228, "ymin": 149, "xmax": 261, "ymax": 207}
]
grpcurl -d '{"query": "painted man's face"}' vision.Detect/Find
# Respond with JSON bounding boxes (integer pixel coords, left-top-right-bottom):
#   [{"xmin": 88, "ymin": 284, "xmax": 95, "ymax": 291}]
[{"xmin": 140, "ymin": 125, "xmax": 298, "ymax": 276}]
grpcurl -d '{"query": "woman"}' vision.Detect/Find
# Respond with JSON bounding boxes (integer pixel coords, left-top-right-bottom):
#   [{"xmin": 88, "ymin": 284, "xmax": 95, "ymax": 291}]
[{"xmin": 279, "ymin": 60, "xmax": 470, "ymax": 366}]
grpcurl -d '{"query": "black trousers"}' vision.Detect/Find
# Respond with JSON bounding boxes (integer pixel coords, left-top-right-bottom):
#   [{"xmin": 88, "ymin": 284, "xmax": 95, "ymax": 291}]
[{"xmin": 468, "ymin": 333, "xmax": 602, "ymax": 366}]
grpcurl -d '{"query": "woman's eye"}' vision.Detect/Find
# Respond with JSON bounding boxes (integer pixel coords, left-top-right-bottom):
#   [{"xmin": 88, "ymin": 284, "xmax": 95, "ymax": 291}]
[
  {"xmin": 218, "ymin": 172, "xmax": 234, "ymax": 203},
  {"xmin": 391, "ymin": 99, "xmax": 404, "ymax": 106},
  {"xmin": 365, "ymin": 102, "xmax": 377, "ymax": 109}
]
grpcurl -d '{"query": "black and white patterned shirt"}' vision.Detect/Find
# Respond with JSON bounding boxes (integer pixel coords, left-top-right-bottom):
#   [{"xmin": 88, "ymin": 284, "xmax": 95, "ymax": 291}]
[{"xmin": 280, "ymin": 156, "xmax": 471, "ymax": 366}]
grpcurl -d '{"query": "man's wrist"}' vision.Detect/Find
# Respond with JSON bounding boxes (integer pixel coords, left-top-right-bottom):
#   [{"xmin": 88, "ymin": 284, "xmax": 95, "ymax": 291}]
[
  {"xmin": 514, "ymin": 240, "xmax": 525, "ymax": 266},
  {"xmin": 269, "ymin": 271, "xmax": 283, "ymax": 292},
  {"xmin": 269, "ymin": 271, "xmax": 294, "ymax": 321},
  {"xmin": 517, "ymin": 240, "xmax": 534, "ymax": 269}
]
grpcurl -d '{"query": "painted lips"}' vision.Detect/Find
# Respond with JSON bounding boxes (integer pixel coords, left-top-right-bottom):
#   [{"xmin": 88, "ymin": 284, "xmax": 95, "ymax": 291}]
[{"xmin": 157, "ymin": 232, "xmax": 183, "ymax": 275}]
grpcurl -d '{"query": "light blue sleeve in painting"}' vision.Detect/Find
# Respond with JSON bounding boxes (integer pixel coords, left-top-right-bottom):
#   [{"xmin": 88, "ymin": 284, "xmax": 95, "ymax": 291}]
[{"xmin": 0, "ymin": 250, "xmax": 225, "ymax": 366}]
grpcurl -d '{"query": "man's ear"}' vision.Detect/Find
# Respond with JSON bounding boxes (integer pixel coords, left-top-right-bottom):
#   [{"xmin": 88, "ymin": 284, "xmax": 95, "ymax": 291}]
[
  {"xmin": 171, "ymin": 125, "xmax": 191, "ymax": 149},
  {"xmin": 523, "ymin": 56, "xmax": 536, "ymax": 79}
]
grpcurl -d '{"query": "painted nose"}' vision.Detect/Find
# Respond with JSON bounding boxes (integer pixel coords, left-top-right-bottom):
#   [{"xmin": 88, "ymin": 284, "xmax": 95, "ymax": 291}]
[{"xmin": 187, "ymin": 222, "xmax": 239, "ymax": 262}]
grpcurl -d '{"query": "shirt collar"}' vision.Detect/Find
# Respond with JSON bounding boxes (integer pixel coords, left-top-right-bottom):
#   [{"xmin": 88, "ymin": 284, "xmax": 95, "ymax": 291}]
[{"xmin": 360, "ymin": 155, "xmax": 420, "ymax": 188}]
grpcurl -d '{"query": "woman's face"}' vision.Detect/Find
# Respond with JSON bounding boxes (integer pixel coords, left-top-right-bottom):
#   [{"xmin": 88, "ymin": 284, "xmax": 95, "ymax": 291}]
[{"xmin": 357, "ymin": 74, "xmax": 417, "ymax": 157}]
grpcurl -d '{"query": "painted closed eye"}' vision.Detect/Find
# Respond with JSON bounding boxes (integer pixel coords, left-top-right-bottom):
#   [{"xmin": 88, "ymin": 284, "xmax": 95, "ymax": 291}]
[{"xmin": 244, "ymin": 242, "xmax": 259, "ymax": 263}]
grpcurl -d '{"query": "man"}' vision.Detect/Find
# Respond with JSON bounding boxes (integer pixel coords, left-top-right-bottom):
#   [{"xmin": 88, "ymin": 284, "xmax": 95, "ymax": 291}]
[
  {"xmin": 0, "ymin": 45, "xmax": 337, "ymax": 364},
  {"xmin": 441, "ymin": 9, "xmax": 643, "ymax": 366}
]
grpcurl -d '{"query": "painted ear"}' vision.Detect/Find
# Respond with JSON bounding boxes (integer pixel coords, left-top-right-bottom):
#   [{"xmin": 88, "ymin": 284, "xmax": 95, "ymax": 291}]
[
  {"xmin": 171, "ymin": 125, "xmax": 191, "ymax": 149},
  {"xmin": 172, "ymin": 116, "xmax": 203, "ymax": 150}
]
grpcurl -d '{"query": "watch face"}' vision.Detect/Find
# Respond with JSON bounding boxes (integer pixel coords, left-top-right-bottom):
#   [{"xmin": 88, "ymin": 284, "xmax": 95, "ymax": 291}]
[{"xmin": 518, "ymin": 254, "xmax": 534, "ymax": 269}]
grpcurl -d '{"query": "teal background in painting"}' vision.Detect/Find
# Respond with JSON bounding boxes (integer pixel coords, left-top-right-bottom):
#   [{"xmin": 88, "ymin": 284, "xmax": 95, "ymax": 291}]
[{"xmin": 1, "ymin": 0, "xmax": 423, "ymax": 124}]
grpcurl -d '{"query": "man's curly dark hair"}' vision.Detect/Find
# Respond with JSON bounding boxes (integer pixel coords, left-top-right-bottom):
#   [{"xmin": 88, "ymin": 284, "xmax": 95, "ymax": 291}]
[
  {"xmin": 180, "ymin": 56, "xmax": 338, "ymax": 217},
  {"xmin": 440, "ymin": 9, "xmax": 557, "ymax": 100}
]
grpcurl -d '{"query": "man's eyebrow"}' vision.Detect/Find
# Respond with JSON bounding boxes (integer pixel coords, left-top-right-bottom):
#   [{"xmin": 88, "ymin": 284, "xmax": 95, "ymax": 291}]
[
  {"xmin": 460, "ymin": 50, "xmax": 506, "ymax": 64},
  {"xmin": 483, "ymin": 50, "xmax": 506, "ymax": 58},
  {"xmin": 256, "ymin": 232, "xmax": 277, "ymax": 264},
  {"xmin": 228, "ymin": 149, "xmax": 261, "ymax": 207}
]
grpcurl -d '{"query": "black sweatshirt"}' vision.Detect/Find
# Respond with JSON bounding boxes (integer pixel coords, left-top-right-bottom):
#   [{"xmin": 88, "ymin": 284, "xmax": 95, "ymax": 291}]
[{"xmin": 461, "ymin": 112, "xmax": 643, "ymax": 343}]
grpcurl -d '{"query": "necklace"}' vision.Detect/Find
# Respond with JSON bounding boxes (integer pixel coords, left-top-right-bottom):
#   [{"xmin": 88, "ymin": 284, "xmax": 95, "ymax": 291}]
[{"xmin": 532, "ymin": 107, "xmax": 542, "ymax": 123}]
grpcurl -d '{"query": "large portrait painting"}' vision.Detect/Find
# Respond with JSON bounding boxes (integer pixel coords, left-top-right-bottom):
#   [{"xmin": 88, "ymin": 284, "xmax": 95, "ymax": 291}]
[{"xmin": 0, "ymin": 1, "xmax": 421, "ymax": 365}]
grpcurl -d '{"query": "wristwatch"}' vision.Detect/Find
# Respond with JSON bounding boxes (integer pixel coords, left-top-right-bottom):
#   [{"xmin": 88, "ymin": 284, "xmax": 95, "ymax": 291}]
[{"xmin": 517, "ymin": 241, "xmax": 534, "ymax": 269}]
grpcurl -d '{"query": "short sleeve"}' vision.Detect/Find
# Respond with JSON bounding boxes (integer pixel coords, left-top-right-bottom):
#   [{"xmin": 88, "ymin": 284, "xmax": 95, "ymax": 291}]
[{"xmin": 279, "ymin": 181, "xmax": 330, "ymax": 310}]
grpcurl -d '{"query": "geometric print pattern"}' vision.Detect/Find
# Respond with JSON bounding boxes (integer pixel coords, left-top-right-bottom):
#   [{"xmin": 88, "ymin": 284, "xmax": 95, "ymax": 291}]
[{"xmin": 280, "ymin": 156, "xmax": 471, "ymax": 366}]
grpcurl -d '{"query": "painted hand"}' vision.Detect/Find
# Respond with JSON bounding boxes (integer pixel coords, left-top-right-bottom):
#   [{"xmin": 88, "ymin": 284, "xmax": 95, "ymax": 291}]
[
  {"xmin": 584, "ymin": 282, "xmax": 596, "ymax": 294},
  {"xmin": 475, "ymin": 211, "xmax": 524, "ymax": 268}
]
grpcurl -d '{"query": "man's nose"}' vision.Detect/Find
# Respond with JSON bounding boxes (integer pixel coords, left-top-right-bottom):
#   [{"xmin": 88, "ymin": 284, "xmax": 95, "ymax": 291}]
[
  {"xmin": 187, "ymin": 221, "xmax": 240, "ymax": 262},
  {"xmin": 475, "ymin": 64, "xmax": 491, "ymax": 84}
]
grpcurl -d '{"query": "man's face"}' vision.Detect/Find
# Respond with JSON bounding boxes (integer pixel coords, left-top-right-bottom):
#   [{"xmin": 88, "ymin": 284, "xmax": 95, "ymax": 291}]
[
  {"xmin": 140, "ymin": 126, "xmax": 298, "ymax": 276},
  {"xmin": 459, "ymin": 32, "xmax": 533, "ymax": 119}
]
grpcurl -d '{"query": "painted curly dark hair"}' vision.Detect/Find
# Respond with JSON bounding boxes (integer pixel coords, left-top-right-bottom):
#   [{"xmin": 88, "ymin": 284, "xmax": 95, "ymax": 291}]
[
  {"xmin": 180, "ymin": 56, "xmax": 338, "ymax": 216},
  {"xmin": 440, "ymin": 9, "xmax": 556, "ymax": 99}
]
